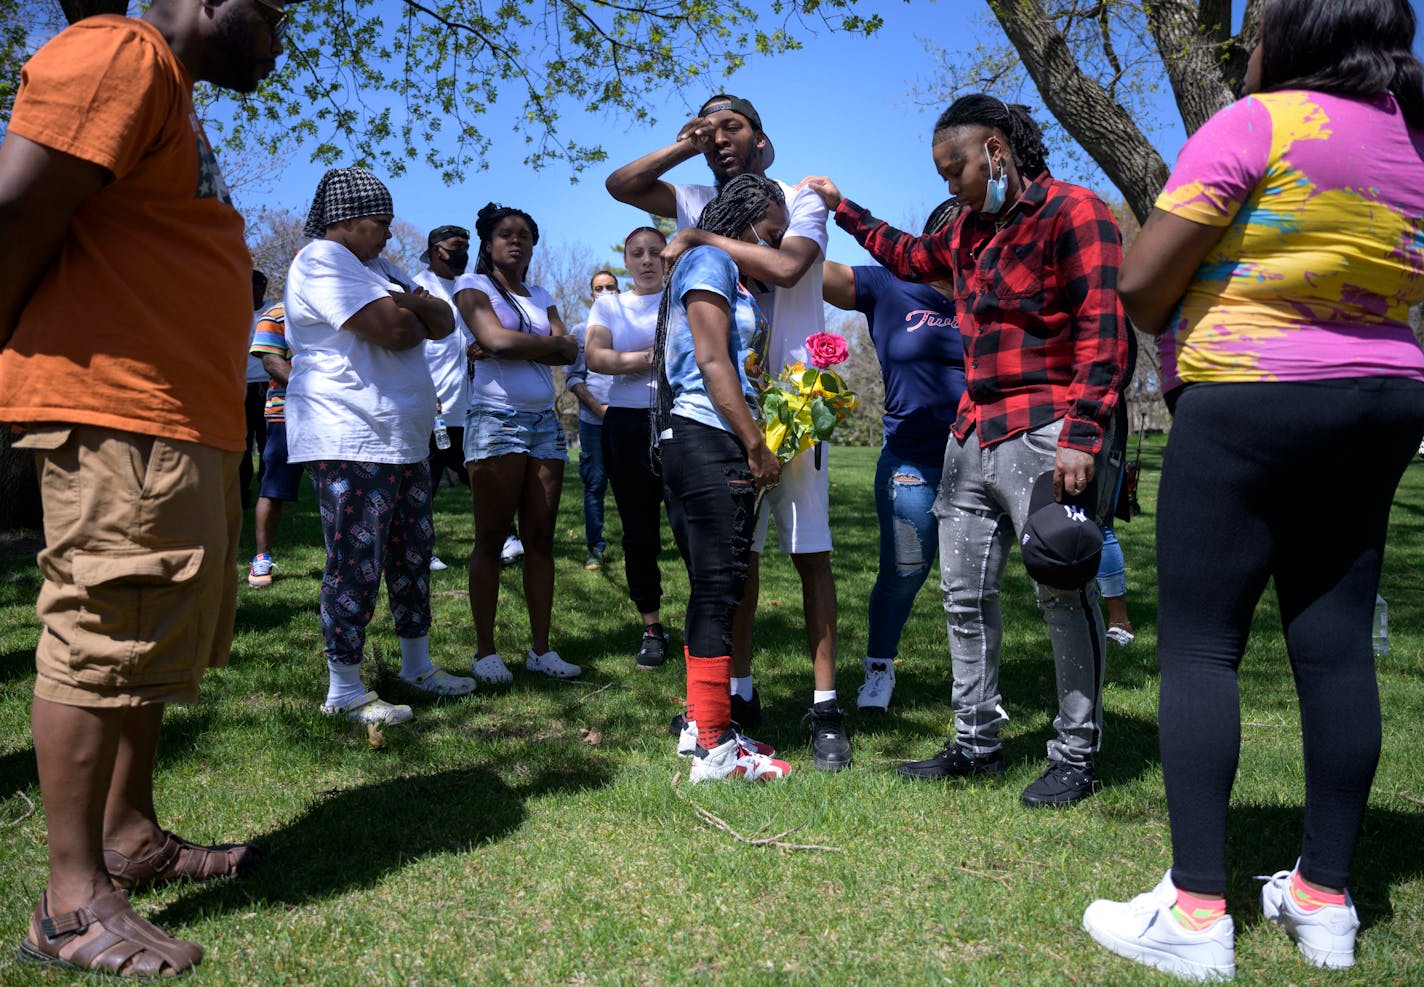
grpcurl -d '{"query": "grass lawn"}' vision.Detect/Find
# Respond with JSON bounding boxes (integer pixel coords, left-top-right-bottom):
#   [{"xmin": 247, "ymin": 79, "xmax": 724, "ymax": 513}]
[{"xmin": 2, "ymin": 439, "xmax": 1423, "ymax": 985}]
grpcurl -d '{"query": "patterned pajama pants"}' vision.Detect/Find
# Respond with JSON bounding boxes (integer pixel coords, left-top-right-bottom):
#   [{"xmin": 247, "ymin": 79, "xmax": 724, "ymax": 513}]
[{"xmin": 309, "ymin": 460, "xmax": 435, "ymax": 665}]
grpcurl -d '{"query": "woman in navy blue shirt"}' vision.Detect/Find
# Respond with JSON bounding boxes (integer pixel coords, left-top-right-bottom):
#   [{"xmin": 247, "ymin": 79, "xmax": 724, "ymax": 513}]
[{"xmin": 822, "ymin": 200, "xmax": 964, "ymax": 713}]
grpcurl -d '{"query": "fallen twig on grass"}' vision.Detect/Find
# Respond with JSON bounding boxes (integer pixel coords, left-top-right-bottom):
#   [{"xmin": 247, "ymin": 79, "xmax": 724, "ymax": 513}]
[
  {"xmin": 1396, "ymin": 791, "xmax": 1424, "ymax": 807},
  {"xmin": 574, "ymin": 681, "xmax": 617, "ymax": 705},
  {"xmin": 952, "ymin": 863, "xmax": 1012, "ymax": 889},
  {"xmin": 3, "ymin": 790, "xmax": 36, "ymax": 827},
  {"xmin": 670, "ymin": 773, "xmax": 842, "ymax": 853}
]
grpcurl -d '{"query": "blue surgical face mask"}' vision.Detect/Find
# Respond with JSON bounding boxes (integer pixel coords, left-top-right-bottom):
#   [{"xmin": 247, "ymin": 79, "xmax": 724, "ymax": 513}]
[
  {"xmin": 747, "ymin": 221, "xmax": 772, "ymax": 249},
  {"xmin": 981, "ymin": 141, "xmax": 1008, "ymax": 215}
]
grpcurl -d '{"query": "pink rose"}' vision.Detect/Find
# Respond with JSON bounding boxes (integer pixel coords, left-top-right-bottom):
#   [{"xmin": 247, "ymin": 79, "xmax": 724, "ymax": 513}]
[{"xmin": 805, "ymin": 332, "xmax": 848, "ymax": 369}]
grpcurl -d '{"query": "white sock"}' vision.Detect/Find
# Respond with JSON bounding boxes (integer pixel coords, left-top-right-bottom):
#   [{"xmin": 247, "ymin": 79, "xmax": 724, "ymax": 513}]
[
  {"xmin": 730, "ymin": 675, "xmax": 754, "ymax": 701},
  {"xmin": 325, "ymin": 660, "xmax": 367, "ymax": 709},
  {"xmin": 813, "ymin": 689, "xmax": 837, "ymax": 706},
  {"xmin": 399, "ymin": 635, "xmax": 435, "ymax": 680}
]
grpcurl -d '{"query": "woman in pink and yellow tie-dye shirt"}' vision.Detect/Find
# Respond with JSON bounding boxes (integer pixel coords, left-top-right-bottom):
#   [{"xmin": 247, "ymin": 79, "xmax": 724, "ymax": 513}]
[{"xmin": 1083, "ymin": 0, "xmax": 1424, "ymax": 980}]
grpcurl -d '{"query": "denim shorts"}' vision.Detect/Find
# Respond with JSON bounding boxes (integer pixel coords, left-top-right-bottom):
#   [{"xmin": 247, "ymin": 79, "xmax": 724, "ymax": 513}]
[{"xmin": 464, "ymin": 405, "xmax": 568, "ymax": 463}]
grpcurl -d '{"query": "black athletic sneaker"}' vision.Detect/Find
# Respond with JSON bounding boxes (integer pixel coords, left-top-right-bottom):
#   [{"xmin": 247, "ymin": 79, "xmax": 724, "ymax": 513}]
[
  {"xmin": 730, "ymin": 689, "xmax": 761, "ymax": 731},
  {"xmin": 668, "ymin": 688, "xmax": 762, "ymax": 737},
  {"xmin": 802, "ymin": 700, "xmax": 852, "ymax": 772},
  {"xmin": 635, "ymin": 629, "xmax": 669, "ymax": 671},
  {"xmin": 895, "ymin": 741, "xmax": 1006, "ymax": 781},
  {"xmin": 1020, "ymin": 760, "xmax": 1095, "ymax": 807}
]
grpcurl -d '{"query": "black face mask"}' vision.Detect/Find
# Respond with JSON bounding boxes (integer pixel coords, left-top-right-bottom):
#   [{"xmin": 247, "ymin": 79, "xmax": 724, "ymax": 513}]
[{"xmin": 443, "ymin": 248, "xmax": 470, "ymax": 275}]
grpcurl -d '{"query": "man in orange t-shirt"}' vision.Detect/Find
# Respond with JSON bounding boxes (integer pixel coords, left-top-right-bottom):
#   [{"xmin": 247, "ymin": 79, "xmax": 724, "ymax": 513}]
[{"xmin": 0, "ymin": 0, "xmax": 285, "ymax": 976}]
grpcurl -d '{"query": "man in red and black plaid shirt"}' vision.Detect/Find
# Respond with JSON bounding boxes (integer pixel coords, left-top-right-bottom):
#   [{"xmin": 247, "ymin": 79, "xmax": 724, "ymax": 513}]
[{"xmin": 801, "ymin": 95, "xmax": 1129, "ymax": 808}]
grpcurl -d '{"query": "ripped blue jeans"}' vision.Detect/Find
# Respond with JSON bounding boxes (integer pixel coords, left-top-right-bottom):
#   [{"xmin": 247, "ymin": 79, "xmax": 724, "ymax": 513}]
[{"xmin": 867, "ymin": 445, "xmax": 943, "ymax": 659}]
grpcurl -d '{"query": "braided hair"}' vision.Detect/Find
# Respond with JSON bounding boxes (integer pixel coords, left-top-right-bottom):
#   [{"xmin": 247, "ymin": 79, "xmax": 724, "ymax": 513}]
[
  {"xmin": 932, "ymin": 94, "xmax": 1049, "ymax": 180},
  {"xmin": 650, "ymin": 174, "xmax": 786, "ymax": 448},
  {"xmin": 474, "ymin": 202, "xmax": 540, "ymax": 331}
]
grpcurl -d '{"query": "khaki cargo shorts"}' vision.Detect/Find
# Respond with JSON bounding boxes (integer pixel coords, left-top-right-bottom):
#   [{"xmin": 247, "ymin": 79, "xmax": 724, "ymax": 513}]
[{"xmin": 16, "ymin": 425, "xmax": 242, "ymax": 707}]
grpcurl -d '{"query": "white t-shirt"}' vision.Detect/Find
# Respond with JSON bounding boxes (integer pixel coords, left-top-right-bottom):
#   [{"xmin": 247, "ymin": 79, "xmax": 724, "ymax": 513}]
[
  {"xmin": 673, "ymin": 179, "xmax": 828, "ymax": 375},
  {"xmin": 283, "ymin": 239, "xmax": 437, "ymax": 464},
  {"xmin": 413, "ymin": 269, "xmax": 475, "ymax": 419},
  {"xmin": 453, "ymin": 273, "xmax": 558, "ymax": 413},
  {"xmin": 566, "ymin": 321, "xmax": 614, "ymax": 425},
  {"xmin": 586, "ymin": 289, "xmax": 660, "ymax": 410}
]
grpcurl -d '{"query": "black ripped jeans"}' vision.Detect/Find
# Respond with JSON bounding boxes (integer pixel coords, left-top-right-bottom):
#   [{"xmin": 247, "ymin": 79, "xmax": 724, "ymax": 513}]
[{"xmin": 661, "ymin": 415, "xmax": 757, "ymax": 658}]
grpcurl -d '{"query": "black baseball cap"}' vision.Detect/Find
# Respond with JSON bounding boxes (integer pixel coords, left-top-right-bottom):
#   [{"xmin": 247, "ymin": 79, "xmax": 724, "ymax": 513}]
[
  {"xmin": 1019, "ymin": 472, "xmax": 1103, "ymax": 591},
  {"xmin": 698, "ymin": 94, "xmax": 775, "ymax": 169},
  {"xmin": 419, "ymin": 224, "xmax": 470, "ymax": 263}
]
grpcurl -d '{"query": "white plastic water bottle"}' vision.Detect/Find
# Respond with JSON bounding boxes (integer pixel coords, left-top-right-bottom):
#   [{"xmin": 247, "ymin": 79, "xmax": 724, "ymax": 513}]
[
  {"xmin": 433, "ymin": 400, "xmax": 450, "ymax": 451},
  {"xmin": 1372, "ymin": 594, "xmax": 1389, "ymax": 656}
]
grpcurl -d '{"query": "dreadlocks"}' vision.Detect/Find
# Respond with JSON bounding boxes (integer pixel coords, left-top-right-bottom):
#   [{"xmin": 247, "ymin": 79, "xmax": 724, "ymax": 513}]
[
  {"xmin": 932, "ymin": 94, "xmax": 1049, "ymax": 181},
  {"xmin": 650, "ymin": 174, "xmax": 786, "ymax": 449},
  {"xmin": 474, "ymin": 201, "xmax": 540, "ymax": 332}
]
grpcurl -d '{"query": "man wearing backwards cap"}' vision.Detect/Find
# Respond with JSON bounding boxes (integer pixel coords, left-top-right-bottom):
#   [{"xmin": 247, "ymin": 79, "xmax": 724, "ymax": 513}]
[
  {"xmin": 607, "ymin": 94, "xmax": 851, "ymax": 773},
  {"xmin": 0, "ymin": 0, "xmax": 287, "ymax": 975}
]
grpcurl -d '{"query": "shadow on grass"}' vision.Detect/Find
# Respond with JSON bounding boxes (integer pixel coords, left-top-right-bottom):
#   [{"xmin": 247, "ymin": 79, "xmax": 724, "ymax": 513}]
[
  {"xmin": 154, "ymin": 760, "xmax": 611, "ymax": 923},
  {"xmin": 1228, "ymin": 803, "xmax": 1424, "ymax": 932}
]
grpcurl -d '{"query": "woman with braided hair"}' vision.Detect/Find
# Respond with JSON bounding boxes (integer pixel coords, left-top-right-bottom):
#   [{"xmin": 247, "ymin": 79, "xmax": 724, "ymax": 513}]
[
  {"xmin": 655, "ymin": 173, "xmax": 791, "ymax": 783},
  {"xmin": 454, "ymin": 203, "xmax": 580, "ymax": 684}
]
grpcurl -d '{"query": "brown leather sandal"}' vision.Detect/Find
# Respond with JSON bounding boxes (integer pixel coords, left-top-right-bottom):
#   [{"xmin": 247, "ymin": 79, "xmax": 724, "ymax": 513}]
[
  {"xmin": 17, "ymin": 890, "xmax": 202, "ymax": 978},
  {"xmin": 105, "ymin": 830, "xmax": 259, "ymax": 891}
]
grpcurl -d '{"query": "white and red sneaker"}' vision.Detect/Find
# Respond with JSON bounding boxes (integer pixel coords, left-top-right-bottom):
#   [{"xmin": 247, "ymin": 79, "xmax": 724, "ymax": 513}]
[
  {"xmin": 676, "ymin": 718, "xmax": 774, "ymax": 758},
  {"xmin": 688, "ymin": 730, "xmax": 791, "ymax": 784}
]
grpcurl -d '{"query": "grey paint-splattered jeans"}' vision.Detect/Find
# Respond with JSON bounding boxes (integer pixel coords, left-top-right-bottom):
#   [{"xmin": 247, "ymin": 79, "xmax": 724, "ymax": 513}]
[{"xmin": 934, "ymin": 419, "xmax": 1107, "ymax": 768}]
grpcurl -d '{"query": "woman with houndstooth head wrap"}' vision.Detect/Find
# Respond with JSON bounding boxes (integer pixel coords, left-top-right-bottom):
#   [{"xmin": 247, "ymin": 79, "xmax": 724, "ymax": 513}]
[{"xmin": 283, "ymin": 166, "xmax": 479, "ymax": 725}]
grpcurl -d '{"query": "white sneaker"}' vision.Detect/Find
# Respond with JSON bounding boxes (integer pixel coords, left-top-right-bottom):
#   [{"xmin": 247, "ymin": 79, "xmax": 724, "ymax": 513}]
[
  {"xmin": 1260, "ymin": 864, "xmax": 1358, "ymax": 969},
  {"xmin": 526, "ymin": 648, "xmax": 580, "ymax": 678},
  {"xmin": 857, "ymin": 657, "xmax": 895, "ymax": 711},
  {"xmin": 1107, "ymin": 624, "xmax": 1135, "ymax": 646},
  {"xmin": 471, "ymin": 653, "xmax": 514, "ymax": 685},
  {"xmin": 1083, "ymin": 871, "xmax": 1235, "ymax": 982},
  {"xmin": 675, "ymin": 717, "xmax": 774, "ymax": 758},
  {"xmin": 429, "ymin": 555, "xmax": 449, "ymax": 572},
  {"xmin": 687, "ymin": 729, "xmax": 791, "ymax": 784},
  {"xmin": 501, "ymin": 535, "xmax": 524, "ymax": 565}
]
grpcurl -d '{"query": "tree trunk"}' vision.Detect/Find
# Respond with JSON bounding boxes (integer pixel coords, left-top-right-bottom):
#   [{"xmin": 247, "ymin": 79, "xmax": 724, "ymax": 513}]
[
  {"xmin": 1144, "ymin": 0, "xmax": 1238, "ymax": 135},
  {"xmin": 989, "ymin": 0, "xmax": 1170, "ymax": 224}
]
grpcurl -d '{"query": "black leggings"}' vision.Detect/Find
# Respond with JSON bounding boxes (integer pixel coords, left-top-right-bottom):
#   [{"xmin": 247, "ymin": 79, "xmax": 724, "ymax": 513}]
[
  {"xmin": 1158, "ymin": 378, "xmax": 1424, "ymax": 892},
  {"xmin": 662, "ymin": 416, "xmax": 757, "ymax": 658},
  {"xmin": 602, "ymin": 407, "xmax": 666, "ymax": 614}
]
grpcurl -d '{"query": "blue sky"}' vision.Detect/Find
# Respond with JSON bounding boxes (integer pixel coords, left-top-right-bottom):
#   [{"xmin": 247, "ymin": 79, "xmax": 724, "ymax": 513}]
[
  {"xmin": 237, "ymin": 0, "xmax": 1166, "ymax": 270},
  {"xmin": 18, "ymin": 0, "xmax": 1424, "ymax": 274}
]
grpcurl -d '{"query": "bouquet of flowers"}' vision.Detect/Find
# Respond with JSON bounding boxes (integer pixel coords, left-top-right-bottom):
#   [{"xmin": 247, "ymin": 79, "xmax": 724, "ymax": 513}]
[{"xmin": 759, "ymin": 332, "xmax": 859, "ymax": 463}]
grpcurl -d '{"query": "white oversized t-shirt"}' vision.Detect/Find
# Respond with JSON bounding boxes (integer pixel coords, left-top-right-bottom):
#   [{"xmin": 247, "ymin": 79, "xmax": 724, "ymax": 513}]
[
  {"xmin": 673, "ymin": 179, "xmax": 827, "ymax": 375},
  {"xmin": 587, "ymin": 289, "xmax": 660, "ymax": 410},
  {"xmin": 453, "ymin": 273, "xmax": 559, "ymax": 413},
  {"xmin": 283, "ymin": 240, "xmax": 437, "ymax": 464},
  {"xmin": 413, "ymin": 269, "xmax": 475, "ymax": 419}
]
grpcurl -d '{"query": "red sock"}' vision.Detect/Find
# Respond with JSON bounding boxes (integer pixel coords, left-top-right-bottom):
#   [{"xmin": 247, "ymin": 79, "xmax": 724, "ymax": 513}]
[
  {"xmin": 1290, "ymin": 869, "xmax": 1347, "ymax": 911},
  {"xmin": 685, "ymin": 648, "xmax": 731, "ymax": 750}
]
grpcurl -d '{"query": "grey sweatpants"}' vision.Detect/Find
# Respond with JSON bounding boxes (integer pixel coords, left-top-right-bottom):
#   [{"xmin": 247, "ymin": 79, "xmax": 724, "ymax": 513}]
[{"xmin": 935, "ymin": 419, "xmax": 1107, "ymax": 768}]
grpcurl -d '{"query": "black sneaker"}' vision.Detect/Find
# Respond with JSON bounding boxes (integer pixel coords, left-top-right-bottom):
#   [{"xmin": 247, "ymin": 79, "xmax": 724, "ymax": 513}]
[
  {"xmin": 895, "ymin": 741, "xmax": 1006, "ymax": 781},
  {"xmin": 801, "ymin": 700, "xmax": 852, "ymax": 772},
  {"xmin": 635, "ymin": 629, "xmax": 668, "ymax": 671},
  {"xmin": 730, "ymin": 688, "xmax": 761, "ymax": 731},
  {"xmin": 668, "ymin": 688, "xmax": 761, "ymax": 737},
  {"xmin": 1020, "ymin": 761, "xmax": 1095, "ymax": 807}
]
